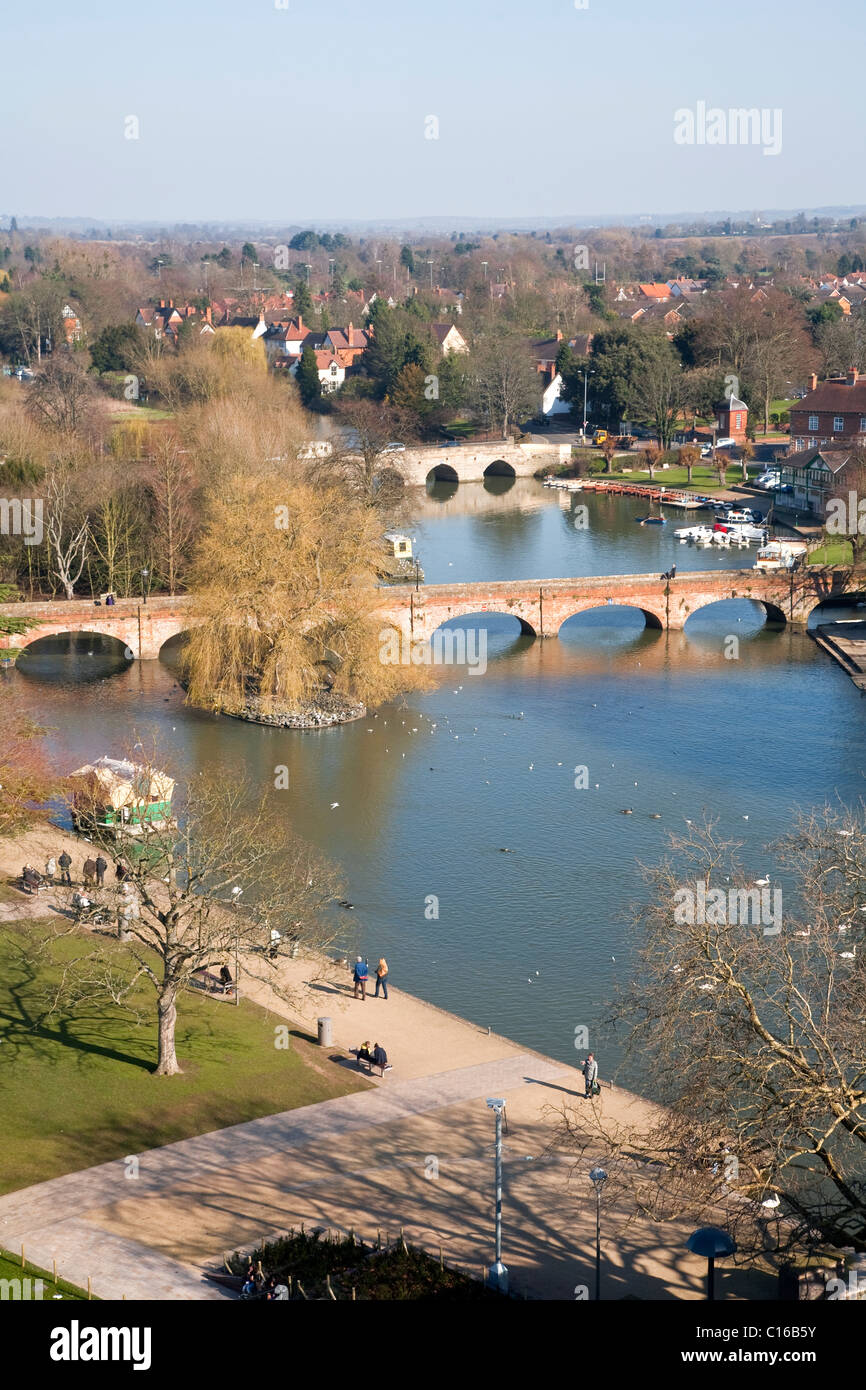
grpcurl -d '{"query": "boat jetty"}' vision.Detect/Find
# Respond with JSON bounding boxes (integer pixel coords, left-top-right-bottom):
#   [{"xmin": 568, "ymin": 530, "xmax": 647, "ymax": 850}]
[{"xmin": 544, "ymin": 477, "xmax": 708, "ymax": 510}]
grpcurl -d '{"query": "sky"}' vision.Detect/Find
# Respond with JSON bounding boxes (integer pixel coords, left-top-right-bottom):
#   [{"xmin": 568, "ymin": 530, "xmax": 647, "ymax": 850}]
[{"xmin": 2, "ymin": 0, "xmax": 863, "ymax": 225}]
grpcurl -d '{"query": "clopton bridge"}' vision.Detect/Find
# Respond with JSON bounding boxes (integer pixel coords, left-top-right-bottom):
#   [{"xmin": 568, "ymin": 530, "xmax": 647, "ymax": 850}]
[{"xmin": 0, "ymin": 567, "xmax": 858, "ymax": 660}]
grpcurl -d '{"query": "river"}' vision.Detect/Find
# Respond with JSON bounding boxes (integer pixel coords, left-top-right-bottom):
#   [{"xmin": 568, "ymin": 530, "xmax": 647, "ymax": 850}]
[{"xmin": 10, "ymin": 479, "xmax": 866, "ymax": 1085}]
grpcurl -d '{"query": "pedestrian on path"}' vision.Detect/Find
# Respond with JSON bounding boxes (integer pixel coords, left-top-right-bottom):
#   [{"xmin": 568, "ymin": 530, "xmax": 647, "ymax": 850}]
[
  {"xmin": 583, "ymin": 1052, "xmax": 599, "ymax": 1098},
  {"xmin": 45, "ymin": 856, "xmax": 56, "ymax": 882},
  {"xmin": 95, "ymin": 854, "xmax": 108, "ymax": 886},
  {"xmin": 58, "ymin": 851, "xmax": 72, "ymax": 885},
  {"xmin": 83, "ymin": 857, "xmax": 97, "ymax": 888},
  {"xmin": 374, "ymin": 956, "xmax": 389, "ymax": 999},
  {"xmin": 352, "ymin": 956, "xmax": 368, "ymax": 1000}
]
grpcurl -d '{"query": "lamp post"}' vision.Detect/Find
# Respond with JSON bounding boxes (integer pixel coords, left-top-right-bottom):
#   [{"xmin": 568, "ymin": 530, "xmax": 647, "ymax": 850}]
[
  {"xmin": 485, "ymin": 1098, "xmax": 508, "ymax": 1293},
  {"xmin": 140, "ymin": 567, "xmax": 150, "ymax": 605},
  {"xmin": 427, "ymin": 260, "xmax": 434, "ymax": 290},
  {"xmin": 582, "ymin": 370, "xmax": 594, "ymax": 441},
  {"xmin": 589, "ymin": 1166, "xmax": 607, "ymax": 1300},
  {"xmin": 687, "ymin": 1226, "xmax": 736, "ymax": 1300},
  {"xmin": 415, "ymin": 550, "xmax": 421, "ymax": 592}
]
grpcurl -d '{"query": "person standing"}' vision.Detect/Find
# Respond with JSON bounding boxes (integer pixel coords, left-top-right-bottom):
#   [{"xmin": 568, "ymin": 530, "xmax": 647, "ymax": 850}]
[
  {"xmin": 83, "ymin": 857, "xmax": 97, "ymax": 888},
  {"xmin": 58, "ymin": 851, "xmax": 72, "ymax": 886},
  {"xmin": 374, "ymin": 956, "xmax": 389, "ymax": 999},
  {"xmin": 583, "ymin": 1052, "xmax": 599, "ymax": 1098},
  {"xmin": 95, "ymin": 854, "xmax": 108, "ymax": 887},
  {"xmin": 45, "ymin": 856, "xmax": 56, "ymax": 882},
  {"xmin": 352, "ymin": 956, "xmax": 368, "ymax": 1000}
]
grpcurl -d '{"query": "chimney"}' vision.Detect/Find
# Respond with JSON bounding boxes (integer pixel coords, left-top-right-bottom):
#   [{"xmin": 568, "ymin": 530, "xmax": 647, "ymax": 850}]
[
  {"xmin": 205, "ymin": 306, "xmax": 212, "ymax": 324},
  {"xmin": 297, "ymin": 314, "xmax": 303, "ymax": 331},
  {"xmin": 808, "ymin": 372, "xmax": 818, "ymax": 392},
  {"xmin": 848, "ymin": 368, "xmax": 859, "ymax": 386},
  {"xmin": 348, "ymin": 321, "xmax": 354, "ymax": 347},
  {"xmin": 168, "ymin": 298, "xmax": 174, "ymax": 309},
  {"xmin": 159, "ymin": 299, "xmax": 165, "ymax": 309},
  {"xmin": 555, "ymin": 329, "xmax": 563, "ymax": 341}
]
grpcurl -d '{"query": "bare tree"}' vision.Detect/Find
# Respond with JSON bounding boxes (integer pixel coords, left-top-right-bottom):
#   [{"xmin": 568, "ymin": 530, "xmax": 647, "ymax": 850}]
[
  {"xmin": 26, "ymin": 360, "xmax": 99, "ymax": 436},
  {"xmin": 45, "ymin": 471, "xmax": 89, "ymax": 599},
  {"xmin": 149, "ymin": 438, "xmax": 198, "ymax": 594},
  {"xmin": 556, "ymin": 814, "xmax": 866, "ymax": 1259},
  {"xmin": 48, "ymin": 749, "xmax": 348, "ymax": 1076},
  {"xmin": 469, "ymin": 331, "xmax": 540, "ymax": 438}
]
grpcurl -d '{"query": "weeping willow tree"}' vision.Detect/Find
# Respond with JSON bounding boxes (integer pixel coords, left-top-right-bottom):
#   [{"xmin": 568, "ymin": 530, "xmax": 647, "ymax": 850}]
[{"xmin": 182, "ymin": 472, "xmax": 426, "ymax": 719}]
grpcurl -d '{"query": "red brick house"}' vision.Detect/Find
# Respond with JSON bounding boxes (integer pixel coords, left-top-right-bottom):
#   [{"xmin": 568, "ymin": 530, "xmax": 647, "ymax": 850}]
[
  {"xmin": 715, "ymin": 394, "xmax": 749, "ymax": 442},
  {"xmin": 789, "ymin": 370, "xmax": 866, "ymax": 450}
]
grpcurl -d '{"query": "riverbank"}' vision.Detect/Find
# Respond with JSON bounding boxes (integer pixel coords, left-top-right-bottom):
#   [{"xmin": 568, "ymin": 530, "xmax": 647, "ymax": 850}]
[{"xmin": 0, "ymin": 821, "xmax": 773, "ymax": 1300}]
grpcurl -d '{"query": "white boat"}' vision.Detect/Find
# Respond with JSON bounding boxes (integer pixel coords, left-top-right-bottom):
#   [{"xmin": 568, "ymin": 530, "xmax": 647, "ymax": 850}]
[
  {"xmin": 674, "ymin": 525, "xmax": 714, "ymax": 542},
  {"xmin": 713, "ymin": 521, "xmax": 767, "ymax": 542},
  {"xmin": 754, "ymin": 539, "xmax": 807, "ymax": 570}
]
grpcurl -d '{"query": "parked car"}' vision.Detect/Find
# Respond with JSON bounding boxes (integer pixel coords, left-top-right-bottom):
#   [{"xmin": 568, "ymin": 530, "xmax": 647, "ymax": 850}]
[
  {"xmin": 381, "ymin": 442, "xmax": 405, "ymax": 454},
  {"xmin": 756, "ymin": 473, "xmax": 780, "ymax": 490},
  {"xmin": 699, "ymin": 445, "xmax": 714, "ymax": 458}
]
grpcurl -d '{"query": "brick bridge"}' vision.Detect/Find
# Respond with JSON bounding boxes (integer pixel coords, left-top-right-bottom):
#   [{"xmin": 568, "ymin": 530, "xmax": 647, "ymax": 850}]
[{"xmin": 0, "ymin": 568, "xmax": 858, "ymax": 659}]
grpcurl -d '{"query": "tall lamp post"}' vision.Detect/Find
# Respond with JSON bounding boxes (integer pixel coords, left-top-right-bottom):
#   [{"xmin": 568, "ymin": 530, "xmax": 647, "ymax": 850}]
[
  {"xmin": 140, "ymin": 567, "xmax": 150, "ymax": 605},
  {"xmin": 687, "ymin": 1226, "xmax": 737, "ymax": 1300},
  {"xmin": 582, "ymin": 370, "xmax": 594, "ymax": 441},
  {"xmin": 485, "ymin": 1098, "xmax": 508, "ymax": 1294},
  {"xmin": 589, "ymin": 1166, "xmax": 607, "ymax": 1300}
]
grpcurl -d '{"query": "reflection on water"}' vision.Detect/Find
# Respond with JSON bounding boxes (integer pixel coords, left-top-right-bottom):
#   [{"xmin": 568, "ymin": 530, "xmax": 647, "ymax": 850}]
[
  {"xmin": 412, "ymin": 479, "xmax": 781, "ymax": 584},
  {"xmin": 8, "ymin": 484, "xmax": 865, "ymax": 1084}
]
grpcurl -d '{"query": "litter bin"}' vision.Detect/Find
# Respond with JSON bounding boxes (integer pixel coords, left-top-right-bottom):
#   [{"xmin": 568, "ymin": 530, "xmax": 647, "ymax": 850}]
[{"xmin": 317, "ymin": 1016, "xmax": 332, "ymax": 1047}]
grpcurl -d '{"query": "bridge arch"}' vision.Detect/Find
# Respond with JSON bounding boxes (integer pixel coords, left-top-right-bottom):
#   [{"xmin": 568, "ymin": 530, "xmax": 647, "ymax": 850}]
[
  {"xmin": 557, "ymin": 602, "xmax": 665, "ymax": 636},
  {"xmin": 806, "ymin": 592, "xmax": 866, "ymax": 628},
  {"xmin": 14, "ymin": 626, "xmax": 135, "ymax": 656},
  {"xmin": 429, "ymin": 609, "xmax": 538, "ymax": 643},
  {"xmin": 683, "ymin": 596, "xmax": 786, "ymax": 636},
  {"xmin": 482, "ymin": 459, "xmax": 516, "ymax": 479},
  {"xmin": 426, "ymin": 463, "xmax": 460, "ymax": 485}
]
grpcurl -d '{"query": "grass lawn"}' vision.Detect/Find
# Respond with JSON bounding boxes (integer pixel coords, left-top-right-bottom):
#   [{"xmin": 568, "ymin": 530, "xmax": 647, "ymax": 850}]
[
  {"xmin": 0, "ymin": 921, "xmax": 368, "ymax": 1194},
  {"xmin": 573, "ymin": 461, "xmax": 756, "ymax": 491},
  {"xmin": 0, "ymin": 1248, "xmax": 90, "ymax": 1300},
  {"xmin": 807, "ymin": 540, "xmax": 854, "ymax": 565}
]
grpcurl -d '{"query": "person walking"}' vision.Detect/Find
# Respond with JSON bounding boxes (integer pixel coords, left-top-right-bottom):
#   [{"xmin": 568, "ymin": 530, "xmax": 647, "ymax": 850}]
[
  {"xmin": 83, "ymin": 857, "xmax": 97, "ymax": 888},
  {"xmin": 352, "ymin": 956, "xmax": 368, "ymax": 1001},
  {"xmin": 45, "ymin": 856, "xmax": 56, "ymax": 882},
  {"xmin": 374, "ymin": 956, "xmax": 389, "ymax": 999},
  {"xmin": 95, "ymin": 854, "xmax": 108, "ymax": 887},
  {"xmin": 583, "ymin": 1052, "xmax": 599, "ymax": 1098},
  {"xmin": 58, "ymin": 851, "xmax": 72, "ymax": 886}
]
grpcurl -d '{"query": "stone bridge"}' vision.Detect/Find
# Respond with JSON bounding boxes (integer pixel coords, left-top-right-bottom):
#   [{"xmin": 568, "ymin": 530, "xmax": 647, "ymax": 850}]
[
  {"xmin": 0, "ymin": 567, "xmax": 858, "ymax": 659},
  {"xmin": 397, "ymin": 440, "xmax": 567, "ymax": 486}
]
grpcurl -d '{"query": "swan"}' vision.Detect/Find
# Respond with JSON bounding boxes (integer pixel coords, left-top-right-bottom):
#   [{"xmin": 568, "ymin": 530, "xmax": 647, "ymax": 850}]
[
  {"xmin": 840, "ymin": 945, "xmax": 857, "ymax": 960},
  {"xmin": 754, "ymin": 877, "xmax": 770, "ymax": 888}
]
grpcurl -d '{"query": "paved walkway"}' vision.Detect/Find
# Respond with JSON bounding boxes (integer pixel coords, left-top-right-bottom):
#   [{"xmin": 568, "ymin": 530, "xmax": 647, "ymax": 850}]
[{"xmin": 0, "ymin": 825, "xmax": 771, "ymax": 1301}]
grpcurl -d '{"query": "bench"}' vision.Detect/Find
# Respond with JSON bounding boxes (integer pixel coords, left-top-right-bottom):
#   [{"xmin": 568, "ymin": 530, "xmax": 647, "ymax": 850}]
[
  {"xmin": 191, "ymin": 968, "xmax": 236, "ymax": 997},
  {"xmin": 355, "ymin": 1050, "xmax": 392, "ymax": 1078}
]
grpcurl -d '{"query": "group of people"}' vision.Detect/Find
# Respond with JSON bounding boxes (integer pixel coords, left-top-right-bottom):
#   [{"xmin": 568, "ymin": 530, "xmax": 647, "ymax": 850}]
[
  {"xmin": 351, "ymin": 955, "xmax": 389, "ymax": 1000},
  {"xmin": 356, "ymin": 1040, "xmax": 389, "ymax": 1073},
  {"xmin": 240, "ymin": 1262, "xmax": 288, "ymax": 1301},
  {"xmin": 660, "ymin": 563, "xmax": 677, "ymax": 582},
  {"xmin": 27, "ymin": 851, "xmax": 132, "ymax": 890}
]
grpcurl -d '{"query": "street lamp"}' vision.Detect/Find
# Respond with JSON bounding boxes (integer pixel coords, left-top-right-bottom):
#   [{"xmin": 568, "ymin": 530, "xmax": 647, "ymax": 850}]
[
  {"xmin": 485, "ymin": 1098, "xmax": 508, "ymax": 1294},
  {"xmin": 589, "ymin": 1166, "xmax": 607, "ymax": 1300},
  {"xmin": 582, "ymin": 370, "xmax": 594, "ymax": 441},
  {"xmin": 427, "ymin": 259, "xmax": 434, "ymax": 290},
  {"xmin": 687, "ymin": 1226, "xmax": 737, "ymax": 1300},
  {"xmin": 415, "ymin": 550, "xmax": 422, "ymax": 592},
  {"xmin": 140, "ymin": 568, "xmax": 150, "ymax": 605}
]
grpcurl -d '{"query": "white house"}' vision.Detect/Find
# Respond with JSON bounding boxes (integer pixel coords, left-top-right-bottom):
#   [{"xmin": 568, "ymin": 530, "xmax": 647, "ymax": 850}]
[{"xmin": 541, "ymin": 372, "xmax": 572, "ymax": 418}]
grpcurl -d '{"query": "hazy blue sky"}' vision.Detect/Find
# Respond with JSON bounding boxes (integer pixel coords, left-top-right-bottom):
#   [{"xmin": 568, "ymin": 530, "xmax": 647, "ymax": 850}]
[{"xmin": 3, "ymin": 0, "xmax": 862, "ymax": 223}]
